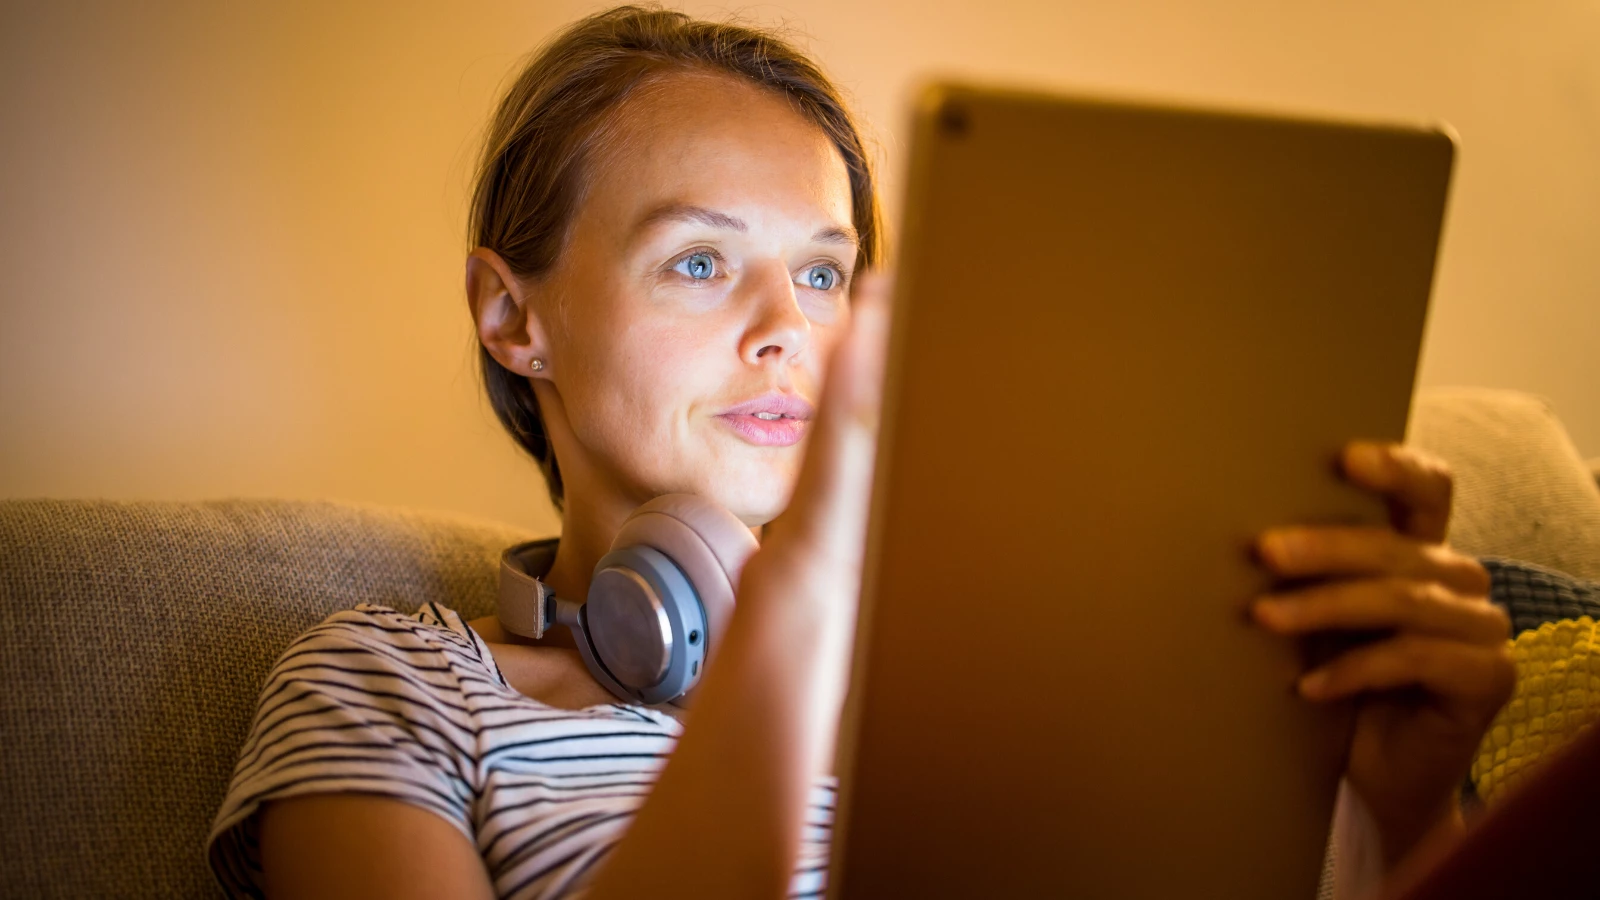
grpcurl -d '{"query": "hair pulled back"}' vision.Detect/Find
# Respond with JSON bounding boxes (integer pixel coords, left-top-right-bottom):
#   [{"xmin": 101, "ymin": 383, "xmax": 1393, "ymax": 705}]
[{"xmin": 468, "ymin": 4, "xmax": 884, "ymax": 511}]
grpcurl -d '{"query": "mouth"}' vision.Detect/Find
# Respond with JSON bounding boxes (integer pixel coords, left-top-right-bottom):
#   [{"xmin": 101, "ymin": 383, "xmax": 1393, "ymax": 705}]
[{"xmin": 716, "ymin": 392, "xmax": 815, "ymax": 447}]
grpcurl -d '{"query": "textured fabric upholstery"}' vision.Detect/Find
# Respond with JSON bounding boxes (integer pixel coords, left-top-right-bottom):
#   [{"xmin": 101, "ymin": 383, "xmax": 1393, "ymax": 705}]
[
  {"xmin": 1408, "ymin": 387, "xmax": 1600, "ymax": 579},
  {"xmin": 0, "ymin": 387, "xmax": 1594, "ymax": 897},
  {"xmin": 0, "ymin": 499, "xmax": 533, "ymax": 898},
  {"xmin": 1470, "ymin": 558, "xmax": 1600, "ymax": 806}
]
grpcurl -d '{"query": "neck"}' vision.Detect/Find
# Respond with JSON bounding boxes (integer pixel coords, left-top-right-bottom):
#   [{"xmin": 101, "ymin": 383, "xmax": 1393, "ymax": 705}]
[
  {"xmin": 543, "ymin": 478, "xmax": 640, "ymax": 608},
  {"xmin": 533, "ymin": 382, "xmax": 638, "ymax": 608}
]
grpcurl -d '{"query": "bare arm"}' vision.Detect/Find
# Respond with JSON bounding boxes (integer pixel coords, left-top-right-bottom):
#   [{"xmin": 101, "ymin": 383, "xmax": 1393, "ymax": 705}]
[
  {"xmin": 260, "ymin": 795, "xmax": 495, "ymax": 900},
  {"xmin": 579, "ymin": 274, "xmax": 890, "ymax": 899},
  {"xmin": 258, "ymin": 276, "xmax": 890, "ymax": 899}
]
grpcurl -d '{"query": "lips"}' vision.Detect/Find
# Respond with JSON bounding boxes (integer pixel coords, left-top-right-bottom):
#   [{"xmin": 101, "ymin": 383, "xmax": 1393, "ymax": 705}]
[{"xmin": 716, "ymin": 392, "xmax": 815, "ymax": 447}]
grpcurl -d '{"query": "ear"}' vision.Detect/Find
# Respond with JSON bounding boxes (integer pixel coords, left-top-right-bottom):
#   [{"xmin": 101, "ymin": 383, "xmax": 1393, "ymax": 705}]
[{"xmin": 466, "ymin": 248, "xmax": 551, "ymax": 376}]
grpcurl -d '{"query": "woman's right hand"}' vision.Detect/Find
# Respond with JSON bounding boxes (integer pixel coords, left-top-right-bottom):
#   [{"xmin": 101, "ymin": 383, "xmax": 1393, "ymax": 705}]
[
  {"xmin": 732, "ymin": 270, "xmax": 893, "ymax": 770},
  {"xmin": 767, "ymin": 268, "xmax": 893, "ymax": 563},
  {"xmin": 583, "ymin": 272, "xmax": 892, "ymax": 900},
  {"xmin": 756, "ymin": 270, "xmax": 892, "ymax": 575}
]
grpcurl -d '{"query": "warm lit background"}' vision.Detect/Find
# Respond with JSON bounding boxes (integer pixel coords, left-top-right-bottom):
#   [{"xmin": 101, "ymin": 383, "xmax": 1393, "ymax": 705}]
[{"xmin": 2, "ymin": 1, "xmax": 1596, "ymax": 535}]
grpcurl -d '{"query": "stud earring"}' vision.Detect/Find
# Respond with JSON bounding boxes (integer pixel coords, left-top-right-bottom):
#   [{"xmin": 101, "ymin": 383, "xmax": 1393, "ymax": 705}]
[{"xmin": 529, "ymin": 358, "xmax": 545, "ymax": 372}]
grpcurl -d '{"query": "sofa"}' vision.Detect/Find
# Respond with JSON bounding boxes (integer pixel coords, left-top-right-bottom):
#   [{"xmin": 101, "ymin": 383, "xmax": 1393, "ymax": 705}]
[{"xmin": 2, "ymin": 386, "xmax": 1596, "ymax": 897}]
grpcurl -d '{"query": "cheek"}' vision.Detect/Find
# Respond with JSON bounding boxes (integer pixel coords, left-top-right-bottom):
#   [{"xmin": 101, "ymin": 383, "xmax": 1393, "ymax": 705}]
[
  {"xmin": 553, "ymin": 293, "xmax": 845, "ymax": 514},
  {"xmin": 562, "ymin": 321, "xmax": 718, "ymax": 468}
]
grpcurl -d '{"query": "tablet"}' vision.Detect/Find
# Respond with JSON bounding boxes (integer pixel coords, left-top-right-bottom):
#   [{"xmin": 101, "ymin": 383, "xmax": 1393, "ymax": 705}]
[{"xmin": 828, "ymin": 82, "xmax": 1455, "ymax": 898}]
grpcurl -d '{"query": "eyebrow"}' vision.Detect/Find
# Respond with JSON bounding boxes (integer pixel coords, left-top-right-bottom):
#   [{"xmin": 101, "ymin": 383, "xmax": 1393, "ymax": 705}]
[
  {"xmin": 810, "ymin": 224, "xmax": 859, "ymax": 247},
  {"xmin": 632, "ymin": 202, "xmax": 859, "ymax": 249},
  {"xmin": 636, "ymin": 203, "xmax": 747, "ymax": 234}
]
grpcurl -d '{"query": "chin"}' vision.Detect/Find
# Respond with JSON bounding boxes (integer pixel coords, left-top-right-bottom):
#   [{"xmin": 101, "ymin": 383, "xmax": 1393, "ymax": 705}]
[{"xmin": 700, "ymin": 463, "xmax": 798, "ymax": 527}]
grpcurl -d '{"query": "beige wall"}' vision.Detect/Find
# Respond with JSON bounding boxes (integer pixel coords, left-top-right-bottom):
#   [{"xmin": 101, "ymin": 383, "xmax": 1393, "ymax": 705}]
[{"xmin": 2, "ymin": 0, "xmax": 1596, "ymax": 535}]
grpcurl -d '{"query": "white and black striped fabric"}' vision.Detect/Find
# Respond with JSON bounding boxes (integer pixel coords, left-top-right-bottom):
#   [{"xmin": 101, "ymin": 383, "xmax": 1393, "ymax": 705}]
[{"xmin": 207, "ymin": 603, "xmax": 835, "ymax": 898}]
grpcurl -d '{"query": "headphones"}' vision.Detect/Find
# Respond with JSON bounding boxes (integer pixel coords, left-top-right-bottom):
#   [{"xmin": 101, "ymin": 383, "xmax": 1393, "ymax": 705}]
[{"xmin": 497, "ymin": 494, "xmax": 760, "ymax": 708}]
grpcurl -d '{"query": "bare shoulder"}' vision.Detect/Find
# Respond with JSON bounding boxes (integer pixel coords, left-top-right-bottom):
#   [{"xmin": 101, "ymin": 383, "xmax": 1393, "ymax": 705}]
[{"xmin": 260, "ymin": 794, "xmax": 494, "ymax": 900}]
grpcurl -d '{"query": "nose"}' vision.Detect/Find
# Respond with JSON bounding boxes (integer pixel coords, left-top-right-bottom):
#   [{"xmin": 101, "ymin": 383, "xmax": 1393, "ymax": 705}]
[{"xmin": 738, "ymin": 263, "xmax": 811, "ymax": 367}]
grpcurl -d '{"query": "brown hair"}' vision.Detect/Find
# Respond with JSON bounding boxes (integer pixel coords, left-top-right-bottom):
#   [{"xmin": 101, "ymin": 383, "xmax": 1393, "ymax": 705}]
[{"xmin": 468, "ymin": 4, "xmax": 884, "ymax": 512}]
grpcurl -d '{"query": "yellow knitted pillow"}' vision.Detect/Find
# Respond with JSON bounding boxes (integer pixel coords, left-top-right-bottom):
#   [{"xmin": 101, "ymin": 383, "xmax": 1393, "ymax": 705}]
[{"xmin": 1471, "ymin": 616, "xmax": 1600, "ymax": 805}]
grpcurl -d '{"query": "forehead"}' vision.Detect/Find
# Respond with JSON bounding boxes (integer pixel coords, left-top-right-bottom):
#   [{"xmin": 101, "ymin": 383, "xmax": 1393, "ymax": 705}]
[{"xmin": 578, "ymin": 71, "xmax": 854, "ymax": 240}]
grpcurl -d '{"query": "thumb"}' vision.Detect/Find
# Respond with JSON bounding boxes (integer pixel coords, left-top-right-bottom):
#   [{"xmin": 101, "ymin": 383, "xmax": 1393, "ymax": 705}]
[{"xmin": 764, "ymin": 272, "xmax": 892, "ymax": 566}]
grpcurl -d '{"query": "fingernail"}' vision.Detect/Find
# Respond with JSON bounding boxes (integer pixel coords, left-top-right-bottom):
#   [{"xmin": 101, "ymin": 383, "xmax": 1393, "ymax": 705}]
[
  {"xmin": 1298, "ymin": 670, "xmax": 1328, "ymax": 697},
  {"xmin": 1267, "ymin": 532, "xmax": 1301, "ymax": 567},
  {"xmin": 1352, "ymin": 443, "xmax": 1387, "ymax": 478},
  {"xmin": 1252, "ymin": 598, "xmax": 1291, "ymax": 627}
]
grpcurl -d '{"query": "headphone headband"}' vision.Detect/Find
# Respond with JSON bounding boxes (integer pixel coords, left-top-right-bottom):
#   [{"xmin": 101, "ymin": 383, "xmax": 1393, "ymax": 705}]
[{"xmin": 499, "ymin": 540, "xmax": 558, "ymax": 639}]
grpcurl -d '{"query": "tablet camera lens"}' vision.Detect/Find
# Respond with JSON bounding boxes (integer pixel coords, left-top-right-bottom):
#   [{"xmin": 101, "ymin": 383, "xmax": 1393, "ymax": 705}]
[{"xmin": 938, "ymin": 103, "xmax": 970, "ymax": 137}]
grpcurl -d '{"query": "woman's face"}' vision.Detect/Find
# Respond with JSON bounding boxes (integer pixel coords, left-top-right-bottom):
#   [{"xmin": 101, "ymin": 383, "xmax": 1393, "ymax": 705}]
[{"xmin": 527, "ymin": 73, "xmax": 858, "ymax": 525}]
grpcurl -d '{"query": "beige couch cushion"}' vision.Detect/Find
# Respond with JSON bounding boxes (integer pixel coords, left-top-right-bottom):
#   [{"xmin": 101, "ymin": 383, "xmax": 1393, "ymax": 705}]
[
  {"xmin": 1409, "ymin": 387, "xmax": 1600, "ymax": 580},
  {"xmin": 0, "ymin": 387, "xmax": 1590, "ymax": 897},
  {"xmin": 0, "ymin": 499, "xmax": 532, "ymax": 898}
]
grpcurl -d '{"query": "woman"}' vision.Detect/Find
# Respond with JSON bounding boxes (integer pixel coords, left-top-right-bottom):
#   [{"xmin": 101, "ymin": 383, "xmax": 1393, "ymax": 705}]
[{"xmin": 207, "ymin": 6, "xmax": 1514, "ymax": 898}]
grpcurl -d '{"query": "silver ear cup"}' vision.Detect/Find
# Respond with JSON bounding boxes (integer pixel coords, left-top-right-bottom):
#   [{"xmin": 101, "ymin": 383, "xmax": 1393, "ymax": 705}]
[
  {"xmin": 607, "ymin": 494, "xmax": 759, "ymax": 672},
  {"xmin": 571, "ymin": 544, "xmax": 708, "ymax": 707},
  {"xmin": 588, "ymin": 566, "xmax": 672, "ymax": 688}
]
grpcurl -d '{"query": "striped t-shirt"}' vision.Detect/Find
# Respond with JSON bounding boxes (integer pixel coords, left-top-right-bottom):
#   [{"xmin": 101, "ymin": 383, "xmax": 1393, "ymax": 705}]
[{"xmin": 207, "ymin": 602, "xmax": 835, "ymax": 898}]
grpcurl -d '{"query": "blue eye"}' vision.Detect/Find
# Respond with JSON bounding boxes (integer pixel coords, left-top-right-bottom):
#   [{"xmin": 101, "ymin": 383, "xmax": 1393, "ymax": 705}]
[
  {"xmin": 804, "ymin": 265, "xmax": 838, "ymax": 291},
  {"xmin": 675, "ymin": 252, "xmax": 716, "ymax": 280}
]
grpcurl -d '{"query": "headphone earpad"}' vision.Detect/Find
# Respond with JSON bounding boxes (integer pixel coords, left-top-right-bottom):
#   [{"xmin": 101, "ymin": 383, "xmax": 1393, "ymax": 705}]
[
  {"xmin": 584, "ymin": 544, "xmax": 705, "ymax": 705},
  {"xmin": 608, "ymin": 493, "xmax": 759, "ymax": 663}
]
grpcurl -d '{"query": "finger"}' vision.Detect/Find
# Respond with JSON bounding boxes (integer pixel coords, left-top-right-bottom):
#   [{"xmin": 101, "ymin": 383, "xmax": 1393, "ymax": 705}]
[
  {"xmin": 1252, "ymin": 577, "xmax": 1511, "ymax": 645},
  {"xmin": 765, "ymin": 271, "xmax": 892, "ymax": 563},
  {"xmin": 1341, "ymin": 441, "xmax": 1454, "ymax": 543},
  {"xmin": 832, "ymin": 271, "xmax": 892, "ymax": 431},
  {"xmin": 1296, "ymin": 633, "xmax": 1516, "ymax": 712},
  {"xmin": 1257, "ymin": 525, "xmax": 1490, "ymax": 596}
]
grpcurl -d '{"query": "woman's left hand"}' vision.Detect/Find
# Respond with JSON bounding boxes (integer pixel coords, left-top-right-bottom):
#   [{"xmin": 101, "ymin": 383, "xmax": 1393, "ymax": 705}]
[{"xmin": 1251, "ymin": 441, "xmax": 1515, "ymax": 869}]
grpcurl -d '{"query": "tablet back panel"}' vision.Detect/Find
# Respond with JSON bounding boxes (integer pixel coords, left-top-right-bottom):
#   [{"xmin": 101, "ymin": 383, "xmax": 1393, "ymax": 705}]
[{"xmin": 829, "ymin": 84, "xmax": 1454, "ymax": 898}]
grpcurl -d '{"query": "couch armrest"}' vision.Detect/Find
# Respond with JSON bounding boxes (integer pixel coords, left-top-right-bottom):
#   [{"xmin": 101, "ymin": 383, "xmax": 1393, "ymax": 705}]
[{"xmin": 1407, "ymin": 387, "xmax": 1600, "ymax": 580}]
